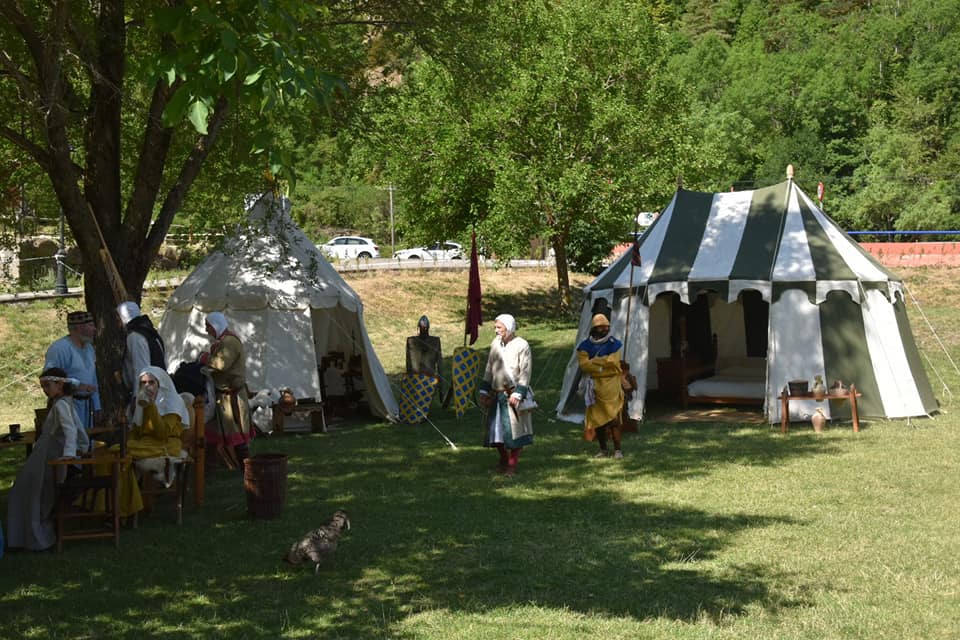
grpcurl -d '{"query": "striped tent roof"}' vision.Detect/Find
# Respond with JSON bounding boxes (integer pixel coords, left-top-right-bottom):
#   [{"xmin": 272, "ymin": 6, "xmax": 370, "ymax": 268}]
[{"xmin": 590, "ymin": 180, "xmax": 902, "ymax": 304}]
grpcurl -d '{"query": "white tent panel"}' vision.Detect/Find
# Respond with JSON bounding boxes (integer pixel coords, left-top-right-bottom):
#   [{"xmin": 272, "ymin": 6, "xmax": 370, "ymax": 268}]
[
  {"xmin": 798, "ymin": 189, "xmax": 892, "ymax": 284},
  {"xmin": 617, "ymin": 294, "xmax": 650, "ymax": 420},
  {"xmin": 772, "ymin": 188, "xmax": 817, "ymax": 282},
  {"xmin": 610, "ymin": 192, "xmax": 679, "ymax": 290},
  {"xmin": 768, "ymin": 289, "xmax": 828, "ymax": 421},
  {"xmin": 688, "ymin": 190, "xmax": 752, "ymax": 281},
  {"xmin": 860, "ymin": 290, "xmax": 929, "ymax": 418}
]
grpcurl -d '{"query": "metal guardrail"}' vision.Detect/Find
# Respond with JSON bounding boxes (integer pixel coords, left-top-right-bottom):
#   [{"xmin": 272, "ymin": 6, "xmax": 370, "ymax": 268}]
[{"xmin": 0, "ymin": 257, "xmax": 557, "ymax": 303}]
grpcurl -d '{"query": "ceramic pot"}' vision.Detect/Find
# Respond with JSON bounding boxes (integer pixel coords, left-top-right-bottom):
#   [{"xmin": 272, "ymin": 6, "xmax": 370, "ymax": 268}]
[
  {"xmin": 811, "ymin": 408, "xmax": 827, "ymax": 433},
  {"xmin": 812, "ymin": 376, "xmax": 826, "ymax": 401}
]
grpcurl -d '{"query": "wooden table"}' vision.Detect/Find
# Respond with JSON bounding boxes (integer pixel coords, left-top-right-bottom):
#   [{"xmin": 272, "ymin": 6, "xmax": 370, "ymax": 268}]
[
  {"xmin": 780, "ymin": 385, "xmax": 861, "ymax": 434},
  {"xmin": 0, "ymin": 429, "xmax": 37, "ymax": 458},
  {"xmin": 1, "ymin": 426, "xmax": 117, "ymax": 459}
]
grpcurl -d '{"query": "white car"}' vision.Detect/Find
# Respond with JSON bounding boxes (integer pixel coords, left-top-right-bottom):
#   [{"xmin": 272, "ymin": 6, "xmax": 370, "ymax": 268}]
[
  {"xmin": 393, "ymin": 241, "xmax": 463, "ymax": 261},
  {"xmin": 320, "ymin": 236, "xmax": 381, "ymax": 260}
]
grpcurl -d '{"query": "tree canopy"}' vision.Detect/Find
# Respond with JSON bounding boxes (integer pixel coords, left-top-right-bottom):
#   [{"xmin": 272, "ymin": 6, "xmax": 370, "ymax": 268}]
[{"xmin": 0, "ymin": 0, "xmax": 480, "ymax": 417}]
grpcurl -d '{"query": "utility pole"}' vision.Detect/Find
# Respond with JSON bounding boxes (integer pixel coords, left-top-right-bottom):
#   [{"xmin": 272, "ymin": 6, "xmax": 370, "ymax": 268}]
[{"xmin": 380, "ymin": 184, "xmax": 397, "ymax": 258}]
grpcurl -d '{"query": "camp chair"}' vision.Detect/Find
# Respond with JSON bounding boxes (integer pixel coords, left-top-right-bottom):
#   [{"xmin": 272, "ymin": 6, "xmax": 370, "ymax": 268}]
[
  {"xmin": 133, "ymin": 393, "xmax": 206, "ymax": 525},
  {"xmin": 47, "ymin": 420, "xmax": 128, "ymax": 553}
]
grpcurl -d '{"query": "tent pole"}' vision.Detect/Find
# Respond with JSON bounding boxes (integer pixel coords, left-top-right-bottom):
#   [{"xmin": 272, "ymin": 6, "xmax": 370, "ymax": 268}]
[{"xmin": 623, "ymin": 216, "xmax": 639, "ymax": 357}]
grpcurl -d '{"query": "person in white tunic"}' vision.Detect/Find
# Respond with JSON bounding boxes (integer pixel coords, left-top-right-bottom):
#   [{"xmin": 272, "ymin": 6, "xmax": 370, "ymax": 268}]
[
  {"xmin": 478, "ymin": 314, "xmax": 534, "ymax": 476},
  {"xmin": 5, "ymin": 368, "xmax": 90, "ymax": 551}
]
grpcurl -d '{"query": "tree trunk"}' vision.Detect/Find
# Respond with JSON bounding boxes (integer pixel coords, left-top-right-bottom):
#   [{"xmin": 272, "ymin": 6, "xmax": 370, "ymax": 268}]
[
  {"xmin": 552, "ymin": 237, "xmax": 571, "ymax": 312},
  {"xmin": 85, "ymin": 268, "xmax": 130, "ymax": 427}
]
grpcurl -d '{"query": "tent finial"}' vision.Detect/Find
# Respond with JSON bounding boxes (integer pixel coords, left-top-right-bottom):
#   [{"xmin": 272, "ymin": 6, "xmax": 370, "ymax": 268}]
[
  {"xmin": 676, "ymin": 174, "xmax": 683, "ymax": 189},
  {"xmin": 786, "ymin": 164, "xmax": 795, "ymax": 180}
]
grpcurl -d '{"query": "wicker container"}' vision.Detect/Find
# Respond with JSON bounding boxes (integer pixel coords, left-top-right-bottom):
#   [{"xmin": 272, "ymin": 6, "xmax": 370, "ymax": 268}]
[{"xmin": 244, "ymin": 453, "xmax": 288, "ymax": 519}]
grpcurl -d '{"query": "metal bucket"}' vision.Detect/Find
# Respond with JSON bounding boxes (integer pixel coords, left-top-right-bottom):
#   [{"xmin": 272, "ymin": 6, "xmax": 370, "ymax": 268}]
[{"xmin": 243, "ymin": 453, "xmax": 288, "ymax": 519}]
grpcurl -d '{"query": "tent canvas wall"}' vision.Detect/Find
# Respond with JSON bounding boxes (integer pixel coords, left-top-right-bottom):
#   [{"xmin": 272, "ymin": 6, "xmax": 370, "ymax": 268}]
[
  {"xmin": 160, "ymin": 193, "xmax": 398, "ymax": 421},
  {"xmin": 556, "ymin": 179, "xmax": 937, "ymax": 424}
]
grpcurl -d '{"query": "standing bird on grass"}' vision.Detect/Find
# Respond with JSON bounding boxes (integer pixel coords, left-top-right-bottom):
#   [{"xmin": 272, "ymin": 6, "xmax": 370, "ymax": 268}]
[{"xmin": 283, "ymin": 510, "xmax": 351, "ymax": 574}]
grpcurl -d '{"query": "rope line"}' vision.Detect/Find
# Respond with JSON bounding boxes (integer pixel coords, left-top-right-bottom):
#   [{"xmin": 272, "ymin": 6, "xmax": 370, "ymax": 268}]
[{"xmin": 903, "ymin": 282, "xmax": 957, "ymax": 401}]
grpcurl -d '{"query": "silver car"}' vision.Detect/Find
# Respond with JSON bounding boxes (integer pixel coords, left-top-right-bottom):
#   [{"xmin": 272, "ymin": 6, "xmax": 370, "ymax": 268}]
[
  {"xmin": 393, "ymin": 241, "xmax": 463, "ymax": 261},
  {"xmin": 321, "ymin": 236, "xmax": 381, "ymax": 260}
]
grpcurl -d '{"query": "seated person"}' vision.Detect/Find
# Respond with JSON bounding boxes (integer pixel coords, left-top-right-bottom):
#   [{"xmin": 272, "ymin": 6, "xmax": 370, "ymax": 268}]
[
  {"xmin": 95, "ymin": 366, "xmax": 191, "ymax": 514},
  {"xmin": 5, "ymin": 368, "xmax": 90, "ymax": 551},
  {"xmin": 127, "ymin": 366, "xmax": 191, "ymax": 460}
]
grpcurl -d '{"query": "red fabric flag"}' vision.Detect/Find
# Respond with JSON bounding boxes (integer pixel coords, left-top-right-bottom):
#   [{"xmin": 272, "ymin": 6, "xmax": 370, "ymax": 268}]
[
  {"xmin": 465, "ymin": 232, "xmax": 483, "ymax": 345},
  {"xmin": 630, "ymin": 239, "xmax": 642, "ymax": 267}
]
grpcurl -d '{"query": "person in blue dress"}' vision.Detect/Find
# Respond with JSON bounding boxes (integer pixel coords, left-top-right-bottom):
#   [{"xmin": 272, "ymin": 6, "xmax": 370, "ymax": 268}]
[{"xmin": 43, "ymin": 310, "xmax": 100, "ymax": 430}]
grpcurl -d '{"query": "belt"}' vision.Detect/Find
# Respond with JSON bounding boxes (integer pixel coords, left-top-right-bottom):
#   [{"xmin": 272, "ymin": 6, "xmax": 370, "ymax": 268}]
[{"xmin": 74, "ymin": 393, "xmax": 92, "ymax": 400}]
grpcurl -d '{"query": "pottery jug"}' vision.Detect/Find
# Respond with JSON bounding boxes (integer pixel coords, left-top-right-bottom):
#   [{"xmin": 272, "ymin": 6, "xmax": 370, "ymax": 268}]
[
  {"xmin": 811, "ymin": 408, "xmax": 827, "ymax": 433},
  {"xmin": 830, "ymin": 380, "xmax": 847, "ymax": 396}
]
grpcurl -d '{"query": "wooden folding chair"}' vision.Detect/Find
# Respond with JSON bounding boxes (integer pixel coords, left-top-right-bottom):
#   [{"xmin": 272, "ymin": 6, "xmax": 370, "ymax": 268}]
[
  {"xmin": 48, "ymin": 450, "xmax": 128, "ymax": 552},
  {"xmin": 134, "ymin": 394, "xmax": 207, "ymax": 525}
]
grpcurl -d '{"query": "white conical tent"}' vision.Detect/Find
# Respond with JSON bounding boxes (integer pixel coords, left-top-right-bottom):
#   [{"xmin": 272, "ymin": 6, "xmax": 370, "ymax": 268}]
[
  {"xmin": 556, "ymin": 179, "xmax": 938, "ymax": 424},
  {"xmin": 160, "ymin": 193, "xmax": 398, "ymax": 421}
]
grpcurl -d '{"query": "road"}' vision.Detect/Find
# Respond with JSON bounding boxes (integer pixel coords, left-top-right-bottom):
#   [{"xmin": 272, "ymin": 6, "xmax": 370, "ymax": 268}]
[{"xmin": 0, "ymin": 257, "xmax": 557, "ymax": 303}]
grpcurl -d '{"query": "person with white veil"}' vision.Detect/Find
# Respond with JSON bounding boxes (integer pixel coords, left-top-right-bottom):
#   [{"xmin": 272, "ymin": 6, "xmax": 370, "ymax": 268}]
[
  {"xmin": 478, "ymin": 314, "xmax": 534, "ymax": 477},
  {"xmin": 127, "ymin": 365, "xmax": 191, "ymax": 460},
  {"xmin": 200, "ymin": 311, "xmax": 254, "ymax": 468}
]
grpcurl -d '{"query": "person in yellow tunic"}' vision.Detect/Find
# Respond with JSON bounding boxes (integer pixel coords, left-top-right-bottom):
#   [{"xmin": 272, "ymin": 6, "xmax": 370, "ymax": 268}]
[
  {"xmin": 577, "ymin": 314, "xmax": 626, "ymax": 459},
  {"xmin": 128, "ymin": 366, "xmax": 190, "ymax": 459},
  {"xmin": 119, "ymin": 366, "xmax": 192, "ymax": 512}
]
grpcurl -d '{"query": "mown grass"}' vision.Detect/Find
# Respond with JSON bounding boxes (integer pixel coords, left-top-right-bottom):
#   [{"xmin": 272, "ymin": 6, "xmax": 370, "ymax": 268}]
[{"xmin": 1, "ymin": 266, "xmax": 959, "ymax": 639}]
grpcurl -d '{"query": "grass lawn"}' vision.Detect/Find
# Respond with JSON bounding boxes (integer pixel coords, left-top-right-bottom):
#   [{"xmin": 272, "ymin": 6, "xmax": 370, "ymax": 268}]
[{"xmin": 1, "ymin": 266, "xmax": 959, "ymax": 639}]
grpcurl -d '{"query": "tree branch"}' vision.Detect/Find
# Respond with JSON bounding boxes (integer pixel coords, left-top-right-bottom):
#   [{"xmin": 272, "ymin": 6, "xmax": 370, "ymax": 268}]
[
  {"xmin": 0, "ymin": 0, "xmax": 45, "ymax": 68},
  {"xmin": 145, "ymin": 95, "xmax": 232, "ymax": 262},
  {"xmin": 123, "ymin": 77, "xmax": 179, "ymax": 238},
  {"xmin": 0, "ymin": 123, "xmax": 50, "ymax": 171},
  {"xmin": 0, "ymin": 48, "xmax": 39, "ymax": 103}
]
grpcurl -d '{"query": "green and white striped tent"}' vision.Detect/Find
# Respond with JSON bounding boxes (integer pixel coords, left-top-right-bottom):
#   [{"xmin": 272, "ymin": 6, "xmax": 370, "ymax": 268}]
[{"xmin": 556, "ymin": 178, "xmax": 938, "ymax": 424}]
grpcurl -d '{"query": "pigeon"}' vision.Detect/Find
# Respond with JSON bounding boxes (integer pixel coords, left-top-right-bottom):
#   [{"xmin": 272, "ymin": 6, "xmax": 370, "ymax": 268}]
[{"xmin": 283, "ymin": 510, "xmax": 351, "ymax": 574}]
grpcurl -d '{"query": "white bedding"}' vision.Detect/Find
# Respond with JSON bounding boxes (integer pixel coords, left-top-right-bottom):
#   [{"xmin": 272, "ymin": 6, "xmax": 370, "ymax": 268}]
[{"xmin": 686, "ymin": 357, "xmax": 766, "ymax": 399}]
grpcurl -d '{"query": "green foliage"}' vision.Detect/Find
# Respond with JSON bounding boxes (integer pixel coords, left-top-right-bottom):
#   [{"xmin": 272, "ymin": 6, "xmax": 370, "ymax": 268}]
[{"xmin": 361, "ymin": 0, "xmax": 700, "ymax": 287}]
